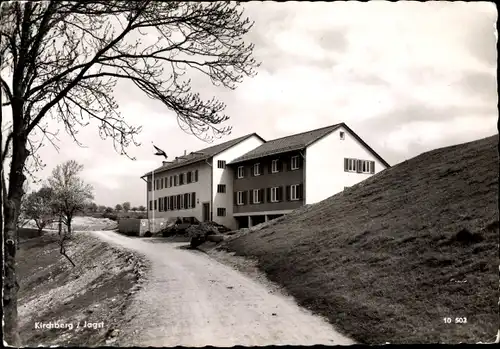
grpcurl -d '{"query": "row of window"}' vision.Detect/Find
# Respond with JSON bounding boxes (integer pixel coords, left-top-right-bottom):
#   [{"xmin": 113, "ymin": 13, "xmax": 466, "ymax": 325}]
[
  {"xmin": 149, "ymin": 192, "xmax": 196, "ymax": 211},
  {"xmin": 149, "ymin": 170, "xmax": 199, "ymax": 191},
  {"xmin": 234, "ymin": 184, "xmax": 303, "ymax": 205},
  {"xmin": 344, "ymin": 158, "xmax": 375, "ymax": 174},
  {"xmin": 236, "ymin": 156, "xmax": 302, "ymax": 179}
]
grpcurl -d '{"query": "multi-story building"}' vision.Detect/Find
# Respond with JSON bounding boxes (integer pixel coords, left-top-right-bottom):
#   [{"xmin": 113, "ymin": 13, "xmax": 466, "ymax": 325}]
[
  {"xmin": 228, "ymin": 123, "xmax": 390, "ymax": 228},
  {"xmin": 140, "ymin": 133, "xmax": 265, "ymax": 229},
  {"xmin": 141, "ymin": 123, "xmax": 390, "ymax": 230}
]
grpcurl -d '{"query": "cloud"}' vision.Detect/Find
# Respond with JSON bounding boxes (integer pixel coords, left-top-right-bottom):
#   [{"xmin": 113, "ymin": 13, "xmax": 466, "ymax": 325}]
[{"xmin": 6, "ymin": 1, "xmax": 496, "ymax": 206}]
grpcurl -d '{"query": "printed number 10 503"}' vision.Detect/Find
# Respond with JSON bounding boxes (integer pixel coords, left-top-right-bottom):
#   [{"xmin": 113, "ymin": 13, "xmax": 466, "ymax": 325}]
[{"xmin": 443, "ymin": 317, "xmax": 467, "ymax": 324}]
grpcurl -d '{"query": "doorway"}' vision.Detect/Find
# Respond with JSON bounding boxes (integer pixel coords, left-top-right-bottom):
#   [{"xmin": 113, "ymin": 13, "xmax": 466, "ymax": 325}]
[{"xmin": 202, "ymin": 202, "xmax": 210, "ymax": 222}]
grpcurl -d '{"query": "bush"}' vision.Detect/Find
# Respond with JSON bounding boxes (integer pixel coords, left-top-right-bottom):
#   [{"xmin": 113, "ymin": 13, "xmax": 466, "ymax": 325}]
[{"xmin": 102, "ymin": 212, "xmax": 118, "ymax": 221}]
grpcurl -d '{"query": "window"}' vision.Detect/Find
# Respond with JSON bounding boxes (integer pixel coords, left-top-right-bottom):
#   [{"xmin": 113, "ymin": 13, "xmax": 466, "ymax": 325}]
[
  {"xmin": 191, "ymin": 192, "xmax": 196, "ymax": 208},
  {"xmin": 217, "ymin": 160, "xmax": 226, "ymax": 169},
  {"xmin": 253, "ymin": 163, "xmax": 261, "ymax": 176},
  {"xmin": 194, "ymin": 170, "xmax": 198, "ymax": 182},
  {"xmin": 344, "ymin": 158, "xmax": 375, "ymax": 174},
  {"xmin": 186, "ymin": 193, "xmax": 191, "ymax": 209},
  {"xmin": 291, "ymin": 156, "xmax": 299, "ymax": 170},
  {"xmin": 270, "ymin": 187, "xmax": 279, "ymax": 202},
  {"xmin": 271, "ymin": 159, "xmax": 279, "ymax": 173},
  {"xmin": 180, "ymin": 194, "xmax": 184, "ymax": 209},
  {"xmin": 290, "ymin": 185, "xmax": 299, "ymax": 201},
  {"xmin": 166, "ymin": 196, "xmax": 170, "ymax": 210},
  {"xmin": 170, "ymin": 176, "xmax": 173, "ymax": 187},
  {"xmin": 149, "ymin": 200, "xmax": 153, "ymax": 210},
  {"xmin": 174, "ymin": 175, "xmax": 178, "ymax": 186},
  {"xmin": 179, "ymin": 173, "xmax": 184, "ymax": 185},
  {"xmin": 237, "ymin": 166, "xmax": 244, "ymax": 178},
  {"xmin": 154, "ymin": 199, "xmax": 157, "ymax": 210},
  {"xmin": 172, "ymin": 195, "xmax": 177, "ymax": 210},
  {"xmin": 187, "ymin": 171, "xmax": 192, "ymax": 183},
  {"xmin": 236, "ymin": 191, "xmax": 244, "ymax": 205},
  {"xmin": 340, "ymin": 131, "xmax": 345, "ymax": 140},
  {"xmin": 361, "ymin": 160, "xmax": 371, "ymax": 174},
  {"xmin": 345, "ymin": 158, "xmax": 357, "ymax": 172},
  {"xmin": 148, "ymin": 181, "xmax": 152, "ymax": 191},
  {"xmin": 217, "ymin": 184, "xmax": 226, "ymax": 193},
  {"xmin": 252, "ymin": 189, "xmax": 262, "ymax": 203},
  {"xmin": 217, "ymin": 208, "xmax": 226, "ymax": 217}
]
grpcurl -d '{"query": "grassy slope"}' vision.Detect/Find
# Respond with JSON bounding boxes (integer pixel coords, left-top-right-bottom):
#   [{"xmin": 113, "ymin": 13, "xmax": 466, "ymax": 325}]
[
  {"xmin": 17, "ymin": 231, "xmax": 147, "ymax": 346},
  {"xmin": 222, "ymin": 135, "xmax": 499, "ymax": 344}
]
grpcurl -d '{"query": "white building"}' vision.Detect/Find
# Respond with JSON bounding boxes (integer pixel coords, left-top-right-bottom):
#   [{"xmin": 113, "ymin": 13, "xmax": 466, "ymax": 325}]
[
  {"xmin": 142, "ymin": 123, "xmax": 390, "ymax": 230},
  {"xmin": 141, "ymin": 133, "xmax": 265, "ymax": 229}
]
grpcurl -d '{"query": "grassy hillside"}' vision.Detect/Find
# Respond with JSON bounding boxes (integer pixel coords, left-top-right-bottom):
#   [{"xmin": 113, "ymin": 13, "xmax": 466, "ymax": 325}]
[
  {"xmin": 17, "ymin": 231, "xmax": 148, "ymax": 346},
  {"xmin": 221, "ymin": 135, "xmax": 499, "ymax": 344}
]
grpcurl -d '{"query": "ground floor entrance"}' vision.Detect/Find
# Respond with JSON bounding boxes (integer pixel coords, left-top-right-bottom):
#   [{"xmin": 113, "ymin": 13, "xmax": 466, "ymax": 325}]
[{"xmin": 235, "ymin": 213, "xmax": 285, "ymax": 229}]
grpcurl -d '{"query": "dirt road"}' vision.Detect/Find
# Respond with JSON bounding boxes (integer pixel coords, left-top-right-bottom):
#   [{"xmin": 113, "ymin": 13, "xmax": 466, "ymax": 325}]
[{"xmin": 91, "ymin": 231, "xmax": 355, "ymax": 347}]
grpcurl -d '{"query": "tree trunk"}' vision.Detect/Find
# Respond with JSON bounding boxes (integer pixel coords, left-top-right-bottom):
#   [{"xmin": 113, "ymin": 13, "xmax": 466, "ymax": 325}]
[
  {"xmin": 58, "ymin": 215, "xmax": 62, "ymax": 236},
  {"xmin": 66, "ymin": 216, "xmax": 72, "ymax": 236},
  {"xmin": 3, "ymin": 110, "xmax": 28, "ymax": 346}
]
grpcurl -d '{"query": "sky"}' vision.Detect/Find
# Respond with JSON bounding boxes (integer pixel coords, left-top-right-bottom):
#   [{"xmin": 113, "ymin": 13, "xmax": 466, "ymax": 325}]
[{"xmin": 5, "ymin": 1, "xmax": 498, "ymax": 208}]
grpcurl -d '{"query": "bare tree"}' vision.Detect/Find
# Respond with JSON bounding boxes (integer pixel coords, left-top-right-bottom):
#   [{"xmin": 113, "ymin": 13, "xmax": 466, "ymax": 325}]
[{"xmin": 0, "ymin": 1, "xmax": 258, "ymax": 343}]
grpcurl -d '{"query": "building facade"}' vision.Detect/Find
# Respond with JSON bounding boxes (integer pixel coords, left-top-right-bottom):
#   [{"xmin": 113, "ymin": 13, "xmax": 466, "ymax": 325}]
[
  {"xmin": 141, "ymin": 133, "xmax": 265, "ymax": 230},
  {"xmin": 142, "ymin": 123, "xmax": 390, "ymax": 230}
]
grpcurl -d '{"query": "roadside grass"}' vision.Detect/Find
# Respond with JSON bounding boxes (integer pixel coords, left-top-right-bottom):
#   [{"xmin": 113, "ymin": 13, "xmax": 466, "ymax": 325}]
[
  {"xmin": 17, "ymin": 230, "xmax": 148, "ymax": 346},
  {"xmin": 220, "ymin": 135, "xmax": 499, "ymax": 344}
]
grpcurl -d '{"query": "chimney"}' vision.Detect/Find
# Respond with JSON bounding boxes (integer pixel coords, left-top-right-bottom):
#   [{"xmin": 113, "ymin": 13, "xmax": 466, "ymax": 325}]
[{"xmin": 184, "ymin": 150, "xmax": 187, "ymax": 156}]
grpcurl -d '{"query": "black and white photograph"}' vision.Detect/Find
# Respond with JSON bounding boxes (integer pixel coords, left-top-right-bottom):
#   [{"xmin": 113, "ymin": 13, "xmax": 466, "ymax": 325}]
[{"xmin": 1, "ymin": 0, "xmax": 498, "ymax": 346}]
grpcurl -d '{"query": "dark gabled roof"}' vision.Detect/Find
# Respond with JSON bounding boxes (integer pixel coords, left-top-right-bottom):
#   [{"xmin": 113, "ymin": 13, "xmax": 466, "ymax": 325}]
[
  {"xmin": 228, "ymin": 123, "xmax": 391, "ymax": 168},
  {"xmin": 141, "ymin": 133, "xmax": 264, "ymax": 177},
  {"xmin": 228, "ymin": 124, "xmax": 342, "ymax": 164}
]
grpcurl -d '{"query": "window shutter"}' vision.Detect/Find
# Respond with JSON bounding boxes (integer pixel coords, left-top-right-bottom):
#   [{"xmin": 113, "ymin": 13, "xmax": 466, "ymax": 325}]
[
  {"xmin": 356, "ymin": 159, "xmax": 362, "ymax": 173},
  {"xmin": 249, "ymin": 190, "xmax": 254, "ymax": 204},
  {"xmin": 298, "ymin": 184, "xmax": 303, "ymax": 199},
  {"xmin": 285, "ymin": 185, "xmax": 291, "ymax": 201},
  {"xmin": 370, "ymin": 161, "xmax": 375, "ymax": 174},
  {"xmin": 242, "ymin": 190, "xmax": 247, "ymax": 205},
  {"xmin": 187, "ymin": 172, "xmax": 191, "ymax": 183},
  {"xmin": 234, "ymin": 192, "xmax": 237, "ymax": 205},
  {"xmin": 259, "ymin": 189, "xmax": 264, "ymax": 203},
  {"xmin": 195, "ymin": 170, "xmax": 198, "ymax": 182},
  {"xmin": 277, "ymin": 187, "xmax": 282, "ymax": 202},
  {"xmin": 266, "ymin": 188, "xmax": 271, "ymax": 203},
  {"xmin": 184, "ymin": 193, "xmax": 189, "ymax": 208},
  {"xmin": 344, "ymin": 158, "xmax": 348, "ymax": 171},
  {"xmin": 191, "ymin": 192, "xmax": 196, "ymax": 208}
]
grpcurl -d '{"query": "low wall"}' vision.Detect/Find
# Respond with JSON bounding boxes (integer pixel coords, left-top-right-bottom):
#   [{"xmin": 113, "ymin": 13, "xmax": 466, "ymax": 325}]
[{"xmin": 118, "ymin": 218, "xmax": 169, "ymax": 236}]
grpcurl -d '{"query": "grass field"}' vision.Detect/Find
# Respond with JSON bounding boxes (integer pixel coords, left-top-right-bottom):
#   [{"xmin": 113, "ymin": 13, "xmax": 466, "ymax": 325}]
[{"xmin": 219, "ymin": 135, "xmax": 499, "ymax": 344}]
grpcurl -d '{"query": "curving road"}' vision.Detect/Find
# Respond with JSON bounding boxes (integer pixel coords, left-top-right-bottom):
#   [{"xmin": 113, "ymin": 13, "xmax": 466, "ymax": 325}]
[{"xmin": 91, "ymin": 230, "xmax": 355, "ymax": 347}]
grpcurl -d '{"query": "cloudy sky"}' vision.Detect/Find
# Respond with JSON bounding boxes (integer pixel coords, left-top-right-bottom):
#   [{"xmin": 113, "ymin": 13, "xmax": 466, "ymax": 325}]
[{"xmin": 12, "ymin": 1, "xmax": 499, "ymax": 207}]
